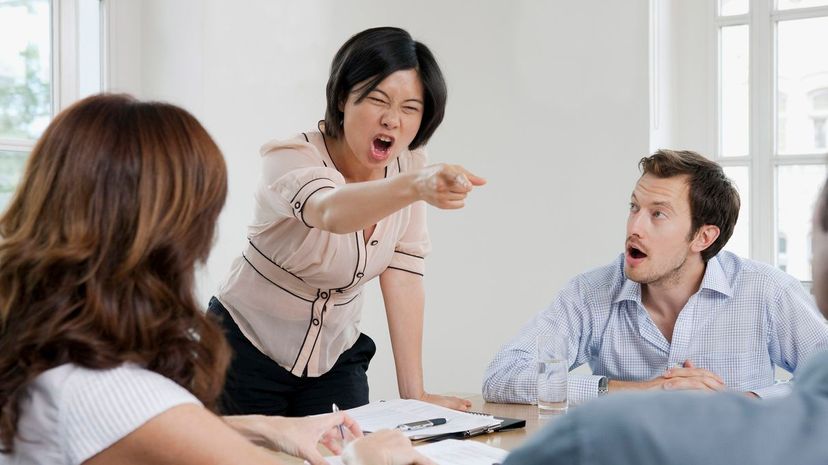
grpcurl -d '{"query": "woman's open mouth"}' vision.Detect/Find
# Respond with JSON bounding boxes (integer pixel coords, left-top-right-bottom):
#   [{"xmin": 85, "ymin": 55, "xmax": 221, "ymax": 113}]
[{"xmin": 370, "ymin": 135, "xmax": 394, "ymax": 161}]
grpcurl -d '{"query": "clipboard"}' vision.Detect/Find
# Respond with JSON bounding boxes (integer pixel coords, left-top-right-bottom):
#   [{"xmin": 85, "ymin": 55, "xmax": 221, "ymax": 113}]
[{"xmin": 416, "ymin": 413, "xmax": 526, "ymax": 442}]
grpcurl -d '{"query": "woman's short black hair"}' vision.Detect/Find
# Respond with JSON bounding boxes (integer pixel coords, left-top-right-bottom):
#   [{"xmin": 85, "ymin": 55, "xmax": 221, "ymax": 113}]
[{"xmin": 323, "ymin": 27, "xmax": 447, "ymax": 150}]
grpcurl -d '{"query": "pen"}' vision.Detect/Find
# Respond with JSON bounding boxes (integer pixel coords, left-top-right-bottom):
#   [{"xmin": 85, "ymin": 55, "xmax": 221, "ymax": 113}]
[
  {"xmin": 395, "ymin": 418, "xmax": 447, "ymax": 432},
  {"xmin": 331, "ymin": 403, "xmax": 345, "ymax": 439}
]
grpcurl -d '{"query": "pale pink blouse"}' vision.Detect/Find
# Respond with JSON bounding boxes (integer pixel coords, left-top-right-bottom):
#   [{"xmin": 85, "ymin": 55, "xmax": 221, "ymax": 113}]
[{"xmin": 216, "ymin": 130, "xmax": 430, "ymax": 377}]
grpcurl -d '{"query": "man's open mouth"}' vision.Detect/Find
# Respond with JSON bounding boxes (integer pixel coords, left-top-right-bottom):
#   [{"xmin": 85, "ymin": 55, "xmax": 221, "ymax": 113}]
[{"xmin": 628, "ymin": 247, "xmax": 648, "ymax": 259}]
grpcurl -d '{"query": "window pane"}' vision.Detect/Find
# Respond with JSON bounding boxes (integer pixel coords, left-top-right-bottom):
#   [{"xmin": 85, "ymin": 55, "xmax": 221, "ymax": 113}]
[
  {"xmin": 777, "ymin": 165, "xmax": 827, "ymax": 280},
  {"xmin": 777, "ymin": 17, "xmax": 828, "ymax": 155},
  {"xmin": 0, "ymin": 150, "xmax": 27, "ymax": 208},
  {"xmin": 0, "ymin": 0, "xmax": 51, "ymax": 141},
  {"xmin": 723, "ymin": 166, "xmax": 750, "ymax": 258},
  {"xmin": 78, "ymin": 0, "xmax": 101, "ymax": 97},
  {"xmin": 720, "ymin": 0, "xmax": 749, "ymax": 16},
  {"xmin": 720, "ymin": 25, "xmax": 750, "ymax": 158},
  {"xmin": 777, "ymin": 0, "xmax": 828, "ymax": 10}
]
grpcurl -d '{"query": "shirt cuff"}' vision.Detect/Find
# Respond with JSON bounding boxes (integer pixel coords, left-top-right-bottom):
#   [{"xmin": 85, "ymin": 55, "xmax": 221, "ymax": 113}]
[
  {"xmin": 751, "ymin": 380, "xmax": 793, "ymax": 399},
  {"xmin": 288, "ymin": 178, "xmax": 336, "ymax": 227},
  {"xmin": 568, "ymin": 374, "xmax": 606, "ymax": 406},
  {"xmin": 388, "ymin": 250, "xmax": 426, "ymax": 276}
]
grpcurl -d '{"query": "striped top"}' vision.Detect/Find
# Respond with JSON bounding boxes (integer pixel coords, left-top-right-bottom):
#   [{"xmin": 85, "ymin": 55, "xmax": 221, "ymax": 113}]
[
  {"xmin": 216, "ymin": 130, "xmax": 430, "ymax": 377},
  {"xmin": 1, "ymin": 363, "xmax": 199, "ymax": 465}
]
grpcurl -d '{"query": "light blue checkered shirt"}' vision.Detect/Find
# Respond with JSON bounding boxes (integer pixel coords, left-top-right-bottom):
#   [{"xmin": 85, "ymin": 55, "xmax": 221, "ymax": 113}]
[{"xmin": 483, "ymin": 251, "xmax": 828, "ymax": 405}]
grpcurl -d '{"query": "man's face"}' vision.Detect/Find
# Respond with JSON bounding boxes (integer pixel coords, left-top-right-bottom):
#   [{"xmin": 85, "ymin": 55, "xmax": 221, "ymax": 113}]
[
  {"xmin": 811, "ymin": 188, "xmax": 828, "ymax": 317},
  {"xmin": 625, "ymin": 174, "xmax": 697, "ymax": 285}
]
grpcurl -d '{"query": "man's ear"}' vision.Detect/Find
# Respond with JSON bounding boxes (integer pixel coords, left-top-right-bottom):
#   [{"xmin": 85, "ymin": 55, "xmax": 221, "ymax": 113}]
[{"xmin": 691, "ymin": 225, "xmax": 720, "ymax": 254}]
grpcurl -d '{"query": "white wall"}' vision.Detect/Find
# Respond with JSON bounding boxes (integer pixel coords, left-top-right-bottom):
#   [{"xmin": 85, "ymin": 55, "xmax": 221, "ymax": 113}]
[
  {"xmin": 672, "ymin": 0, "xmax": 714, "ymax": 154},
  {"xmin": 107, "ymin": 0, "xmax": 650, "ymax": 400}
]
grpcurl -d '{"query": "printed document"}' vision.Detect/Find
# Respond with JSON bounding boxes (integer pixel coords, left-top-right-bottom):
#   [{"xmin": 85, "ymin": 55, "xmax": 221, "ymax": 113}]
[
  {"xmin": 325, "ymin": 439, "xmax": 508, "ymax": 465},
  {"xmin": 345, "ymin": 399, "xmax": 501, "ymax": 440}
]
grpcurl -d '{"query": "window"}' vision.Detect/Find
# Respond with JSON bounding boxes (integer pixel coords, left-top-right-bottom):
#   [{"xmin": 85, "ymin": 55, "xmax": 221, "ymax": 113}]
[
  {"xmin": 0, "ymin": 0, "xmax": 102, "ymax": 209},
  {"xmin": 0, "ymin": 0, "xmax": 51, "ymax": 206},
  {"xmin": 715, "ymin": 0, "xmax": 828, "ymax": 282}
]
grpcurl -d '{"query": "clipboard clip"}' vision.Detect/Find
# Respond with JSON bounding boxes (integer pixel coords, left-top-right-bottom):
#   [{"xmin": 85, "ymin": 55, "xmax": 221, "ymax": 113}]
[{"xmin": 463, "ymin": 425, "xmax": 497, "ymax": 437}]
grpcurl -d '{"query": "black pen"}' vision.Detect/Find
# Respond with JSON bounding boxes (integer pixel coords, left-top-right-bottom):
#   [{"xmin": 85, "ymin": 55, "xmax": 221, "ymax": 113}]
[{"xmin": 395, "ymin": 418, "xmax": 447, "ymax": 432}]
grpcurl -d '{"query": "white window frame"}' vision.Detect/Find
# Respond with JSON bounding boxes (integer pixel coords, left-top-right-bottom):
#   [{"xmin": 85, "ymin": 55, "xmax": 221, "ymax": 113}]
[
  {"xmin": 712, "ymin": 0, "xmax": 828, "ymax": 284},
  {"xmin": 0, "ymin": 0, "xmax": 105, "ymax": 155}
]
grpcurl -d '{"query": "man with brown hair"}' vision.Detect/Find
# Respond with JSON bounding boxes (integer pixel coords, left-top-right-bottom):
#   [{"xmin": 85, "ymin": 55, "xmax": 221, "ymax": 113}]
[
  {"xmin": 502, "ymin": 173, "xmax": 828, "ymax": 465},
  {"xmin": 484, "ymin": 150, "xmax": 828, "ymax": 405}
]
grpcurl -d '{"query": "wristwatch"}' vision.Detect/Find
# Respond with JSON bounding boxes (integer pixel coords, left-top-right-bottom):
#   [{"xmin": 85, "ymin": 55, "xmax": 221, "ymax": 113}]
[{"xmin": 598, "ymin": 376, "xmax": 609, "ymax": 396}]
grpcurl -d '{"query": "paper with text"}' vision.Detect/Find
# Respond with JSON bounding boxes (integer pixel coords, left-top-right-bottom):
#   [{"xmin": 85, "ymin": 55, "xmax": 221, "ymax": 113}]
[
  {"xmin": 325, "ymin": 439, "xmax": 508, "ymax": 465},
  {"xmin": 346, "ymin": 399, "xmax": 501, "ymax": 439}
]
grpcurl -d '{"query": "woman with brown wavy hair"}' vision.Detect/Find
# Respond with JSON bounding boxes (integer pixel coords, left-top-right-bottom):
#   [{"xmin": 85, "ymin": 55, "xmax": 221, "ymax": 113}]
[{"xmin": 0, "ymin": 94, "xmax": 432, "ymax": 465}]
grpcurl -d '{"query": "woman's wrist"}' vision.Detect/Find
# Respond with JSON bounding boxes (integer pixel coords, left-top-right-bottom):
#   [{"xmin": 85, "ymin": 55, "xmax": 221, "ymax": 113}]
[
  {"xmin": 395, "ymin": 170, "xmax": 422, "ymax": 203},
  {"xmin": 224, "ymin": 415, "xmax": 267, "ymax": 443},
  {"xmin": 398, "ymin": 383, "xmax": 426, "ymax": 400},
  {"xmin": 223, "ymin": 415, "xmax": 285, "ymax": 449},
  {"xmin": 401, "ymin": 390, "xmax": 426, "ymax": 400}
]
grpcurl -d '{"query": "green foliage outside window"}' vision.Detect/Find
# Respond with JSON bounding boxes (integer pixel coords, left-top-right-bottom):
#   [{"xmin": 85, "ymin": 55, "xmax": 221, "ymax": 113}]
[{"xmin": 0, "ymin": 43, "xmax": 50, "ymax": 140}]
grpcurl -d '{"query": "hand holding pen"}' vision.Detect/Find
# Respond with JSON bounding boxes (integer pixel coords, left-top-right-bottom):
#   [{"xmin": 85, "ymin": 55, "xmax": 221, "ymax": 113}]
[
  {"xmin": 342, "ymin": 430, "xmax": 437, "ymax": 465},
  {"xmin": 236, "ymin": 410, "xmax": 362, "ymax": 465},
  {"xmin": 331, "ymin": 406, "xmax": 437, "ymax": 465}
]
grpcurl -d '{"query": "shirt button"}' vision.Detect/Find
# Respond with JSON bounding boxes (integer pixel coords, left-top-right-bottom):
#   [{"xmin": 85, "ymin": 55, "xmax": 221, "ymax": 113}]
[
  {"xmin": 370, "ymin": 240, "xmax": 379, "ymax": 246},
  {"xmin": 294, "ymin": 201, "xmax": 301, "ymax": 209},
  {"xmin": 356, "ymin": 272, "xmax": 364, "ymax": 278},
  {"xmin": 320, "ymin": 291, "xmax": 329, "ymax": 299},
  {"xmin": 312, "ymin": 318, "xmax": 320, "ymax": 326}
]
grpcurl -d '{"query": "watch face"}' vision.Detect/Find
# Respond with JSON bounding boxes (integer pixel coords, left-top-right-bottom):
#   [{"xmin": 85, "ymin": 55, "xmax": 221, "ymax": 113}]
[{"xmin": 598, "ymin": 377, "xmax": 609, "ymax": 394}]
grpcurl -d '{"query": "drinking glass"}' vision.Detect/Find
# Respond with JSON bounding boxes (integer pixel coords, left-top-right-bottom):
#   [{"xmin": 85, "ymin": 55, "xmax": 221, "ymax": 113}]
[{"xmin": 537, "ymin": 333, "xmax": 568, "ymax": 417}]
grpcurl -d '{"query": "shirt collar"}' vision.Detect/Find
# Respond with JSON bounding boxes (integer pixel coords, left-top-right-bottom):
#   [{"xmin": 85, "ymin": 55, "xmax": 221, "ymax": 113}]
[
  {"xmin": 699, "ymin": 255, "xmax": 734, "ymax": 297},
  {"xmin": 615, "ymin": 277, "xmax": 642, "ymax": 304},
  {"xmin": 614, "ymin": 254, "xmax": 733, "ymax": 304}
]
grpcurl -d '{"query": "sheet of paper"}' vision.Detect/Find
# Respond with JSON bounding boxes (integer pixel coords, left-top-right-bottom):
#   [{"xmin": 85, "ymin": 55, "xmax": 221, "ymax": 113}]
[
  {"xmin": 325, "ymin": 439, "xmax": 508, "ymax": 465},
  {"xmin": 345, "ymin": 399, "xmax": 501, "ymax": 439},
  {"xmin": 416, "ymin": 440, "xmax": 509, "ymax": 465}
]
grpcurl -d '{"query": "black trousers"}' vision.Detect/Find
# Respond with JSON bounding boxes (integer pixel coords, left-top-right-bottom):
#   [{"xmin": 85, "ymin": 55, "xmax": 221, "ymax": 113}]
[{"xmin": 208, "ymin": 297, "xmax": 376, "ymax": 417}]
